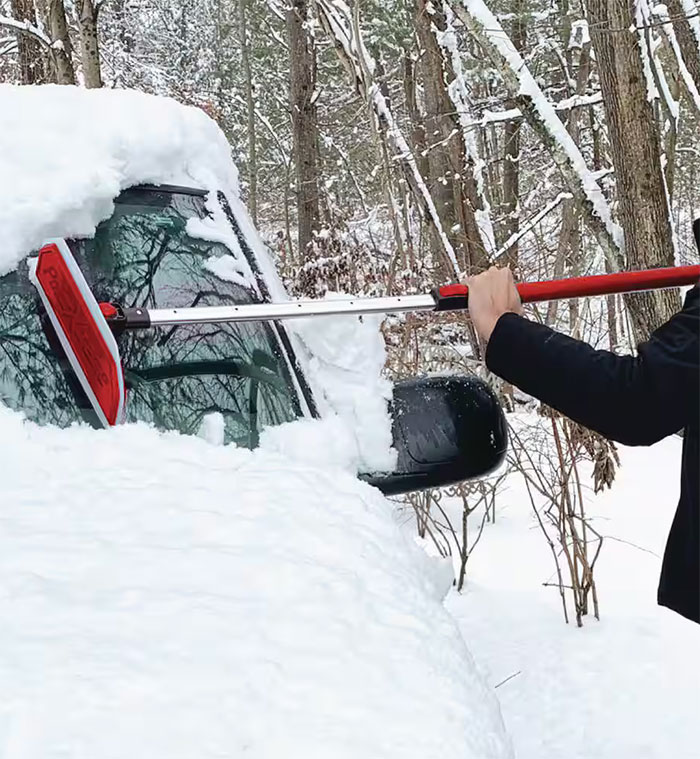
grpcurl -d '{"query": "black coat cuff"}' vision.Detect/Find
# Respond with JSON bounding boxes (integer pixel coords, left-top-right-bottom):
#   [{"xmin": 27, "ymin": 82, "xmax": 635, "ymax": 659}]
[{"xmin": 485, "ymin": 312, "xmax": 530, "ymax": 381}]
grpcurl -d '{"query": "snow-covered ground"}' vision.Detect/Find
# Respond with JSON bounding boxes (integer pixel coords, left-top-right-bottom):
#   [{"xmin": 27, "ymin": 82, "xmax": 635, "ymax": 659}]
[{"xmin": 445, "ymin": 429, "xmax": 700, "ymax": 759}]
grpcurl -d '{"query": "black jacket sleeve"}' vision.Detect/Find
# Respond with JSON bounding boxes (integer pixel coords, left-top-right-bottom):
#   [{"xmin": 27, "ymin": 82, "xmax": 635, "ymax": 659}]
[{"xmin": 485, "ymin": 286, "xmax": 700, "ymax": 446}]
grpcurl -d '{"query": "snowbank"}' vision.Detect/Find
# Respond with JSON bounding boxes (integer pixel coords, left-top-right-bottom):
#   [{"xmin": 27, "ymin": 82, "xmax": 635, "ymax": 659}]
[
  {"xmin": 0, "ymin": 406, "xmax": 512, "ymax": 757},
  {"xmin": 445, "ymin": 418, "xmax": 700, "ymax": 759}
]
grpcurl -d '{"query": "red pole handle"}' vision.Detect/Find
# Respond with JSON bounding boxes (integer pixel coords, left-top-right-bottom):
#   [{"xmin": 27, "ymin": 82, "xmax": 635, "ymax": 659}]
[
  {"xmin": 517, "ymin": 264, "xmax": 700, "ymax": 302},
  {"xmin": 434, "ymin": 264, "xmax": 700, "ymax": 311}
]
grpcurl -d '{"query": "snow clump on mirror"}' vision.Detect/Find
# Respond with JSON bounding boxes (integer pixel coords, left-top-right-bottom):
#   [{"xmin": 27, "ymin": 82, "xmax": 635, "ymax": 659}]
[{"xmin": 289, "ymin": 301, "xmax": 398, "ymax": 474}]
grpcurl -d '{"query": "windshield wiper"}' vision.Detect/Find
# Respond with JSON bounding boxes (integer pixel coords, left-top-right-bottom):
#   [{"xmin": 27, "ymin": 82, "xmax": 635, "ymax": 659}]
[{"xmin": 125, "ymin": 359, "xmax": 287, "ymax": 391}]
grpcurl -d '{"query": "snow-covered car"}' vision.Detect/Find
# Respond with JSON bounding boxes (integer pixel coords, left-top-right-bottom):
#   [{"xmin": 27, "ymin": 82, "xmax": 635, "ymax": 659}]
[
  {"xmin": 0, "ymin": 85, "xmax": 513, "ymax": 757},
  {"xmin": 1, "ymin": 91, "xmax": 506, "ymax": 495}
]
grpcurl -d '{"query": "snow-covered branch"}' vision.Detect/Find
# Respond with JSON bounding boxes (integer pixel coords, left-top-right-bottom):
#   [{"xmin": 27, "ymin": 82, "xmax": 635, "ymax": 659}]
[
  {"xmin": 448, "ymin": 0, "xmax": 623, "ymax": 269},
  {"xmin": 316, "ymin": 0, "xmax": 460, "ymax": 275},
  {"xmin": 461, "ymin": 92, "xmax": 603, "ymax": 129},
  {"xmin": 263, "ymin": 0, "xmax": 286, "ymax": 24},
  {"xmin": 0, "ymin": 34, "xmax": 16, "ymax": 56},
  {"xmin": 493, "ymin": 192, "xmax": 573, "ymax": 263},
  {"xmin": 433, "ymin": 1, "xmax": 496, "ymax": 256},
  {"xmin": 0, "ymin": 14, "xmax": 51, "ymax": 47}
]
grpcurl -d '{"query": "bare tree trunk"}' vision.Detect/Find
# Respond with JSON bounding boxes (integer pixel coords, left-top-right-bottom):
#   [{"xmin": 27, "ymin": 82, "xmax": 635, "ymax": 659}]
[
  {"xmin": 48, "ymin": 0, "xmax": 75, "ymax": 84},
  {"xmin": 500, "ymin": 0, "xmax": 526, "ymax": 269},
  {"xmin": 567, "ymin": 218, "xmax": 582, "ymax": 340},
  {"xmin": 416, "ymin": 0, "xmax": 489, "ymax": 275},
  {"xmin": 552, "ymin": 10, "xmax": 592, "ymax": 329},
  {"xmin": 403, "ymin": 49, "xmax": 429, "ymax": 181},
  {"xmin": 586, "ymin": 0, "xmax": 680, "ymax": 340},
  {"xmin": 546, "ymin": 204, "xmax": 578, "ymax": 325},
  {"xmin": 484, "ymin": 124, "xmax": 502, "ymax": 215},
  {"xmin": 666, "ymin": 0, "xmax": 700, "ymax": 92},
  {"xmin": 660, "ymin": 71, "xmax": 681, "ymax": 201},
  {"xmin": 238, "ymin": 0, "xmax": 258, "ymax": 224},
  {"xmin": 287, "ymin": 0, "xmax": 320, "ymax": 258},
  {"xmin": 10, "ymin": 0, "xmax": 47, "ymax": 83},
  {"xmin": 76, "ymin": 0, "xmax": 102, "ymax": 87},
  {"xmin": 416, "ymin": 0, "xmax": 458, "ymax": 275},
  {"xmin": 604, "ymin": 252, "xmax": 619, "ymax": 351},
  {"xmin": 76, "ymin": 0, "xmax": 102, "ymax": 88}
]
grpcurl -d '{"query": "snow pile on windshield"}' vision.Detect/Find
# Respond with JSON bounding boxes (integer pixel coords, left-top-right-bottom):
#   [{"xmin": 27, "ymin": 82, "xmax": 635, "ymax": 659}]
[
  {"xmin": 0, "ymin": 84, "xmax": 238, "ymax": 277},
  {"xmin": 0, "ymin": 407, "xmax": 511, "ymax": 757},
  {"xmin": 288, "ymin": 306, "xmax": 397, "ymax": 473}
]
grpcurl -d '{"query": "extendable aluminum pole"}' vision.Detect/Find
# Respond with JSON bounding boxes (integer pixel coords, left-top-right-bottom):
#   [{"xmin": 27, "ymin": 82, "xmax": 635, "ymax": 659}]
[{"xmin": 99, "ymin": 293, "xmax": 438, "ymax": 329}]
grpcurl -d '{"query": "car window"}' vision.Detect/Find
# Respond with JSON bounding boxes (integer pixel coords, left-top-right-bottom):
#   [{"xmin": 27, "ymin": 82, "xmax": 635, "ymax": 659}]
[
  {"xmin": 0, "ymin": 187, "xmax": 302, "ymax": 447},
  {"xmin": 0, "ymin": 260, "xmax": 84, "ymax": 429}
]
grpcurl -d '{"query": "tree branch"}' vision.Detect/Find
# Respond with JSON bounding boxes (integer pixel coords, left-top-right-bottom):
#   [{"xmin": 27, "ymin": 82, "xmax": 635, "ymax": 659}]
[
  {"xmin": 0, "ymin": 13, "xmax": 51, "ymax": 47},
  {"xmin": 448, "ymin": 0, "xmax": 623, "ymax": 271}
]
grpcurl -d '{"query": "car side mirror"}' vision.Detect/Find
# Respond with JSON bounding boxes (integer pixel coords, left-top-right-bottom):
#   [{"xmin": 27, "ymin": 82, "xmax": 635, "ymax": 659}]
[{"xmin": 361, "ymin": 375, "xmax": 508, "ymax": 496}]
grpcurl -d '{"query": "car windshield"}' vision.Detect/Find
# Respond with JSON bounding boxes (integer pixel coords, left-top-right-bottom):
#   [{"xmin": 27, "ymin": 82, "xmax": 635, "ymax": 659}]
[{"xmin": 0, "ymin": 187, "xmax": 302, "ymax": 447}]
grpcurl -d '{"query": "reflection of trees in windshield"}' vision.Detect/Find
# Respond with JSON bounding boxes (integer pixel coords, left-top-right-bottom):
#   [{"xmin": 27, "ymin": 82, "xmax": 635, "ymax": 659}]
[
  {"xmin": 81, "ymin": 193, "xmax": 302, "ymax": 447},
  {"xmin": 0, "ymin": 190, "xmax": 302, "ymax": 446},
  {"xmin": 0, "ymin": 261, "xmax": 98, "ymax": 428}
]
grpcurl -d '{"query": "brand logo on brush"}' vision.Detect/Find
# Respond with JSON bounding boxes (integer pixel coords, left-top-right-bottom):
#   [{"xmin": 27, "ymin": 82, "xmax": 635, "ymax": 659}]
[{"xmin": 37, "ymin": 245, "xmax": 118, "ymax": 416}]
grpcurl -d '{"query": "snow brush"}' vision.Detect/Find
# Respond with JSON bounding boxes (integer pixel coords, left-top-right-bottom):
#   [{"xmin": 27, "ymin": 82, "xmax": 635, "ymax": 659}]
[{"xmin": 32, "ymin": 238, "xmax": 700, "ymax": 427}]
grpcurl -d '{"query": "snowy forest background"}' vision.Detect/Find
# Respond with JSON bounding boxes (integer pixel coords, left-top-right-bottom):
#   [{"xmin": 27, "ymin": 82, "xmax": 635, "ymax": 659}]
[{"xmin": 1, "ymin": 0, "xmax": 699, "ymax": 627}]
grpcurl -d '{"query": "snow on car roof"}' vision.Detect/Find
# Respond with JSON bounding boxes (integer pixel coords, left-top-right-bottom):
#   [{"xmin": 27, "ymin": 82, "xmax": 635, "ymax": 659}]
[
  {"xmin": 0, "ymin": 84, "xmax": 238, "ymax": 277},
  {"xmin": 0, "ymin": 408, "xmax": 511, "ymax": 757}
]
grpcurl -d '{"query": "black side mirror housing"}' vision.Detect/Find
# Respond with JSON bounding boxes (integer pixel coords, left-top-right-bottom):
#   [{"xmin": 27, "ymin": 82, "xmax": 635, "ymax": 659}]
[{"xmin": 361, "ymin": 375, "xmax": 508, "ymax": 496}]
